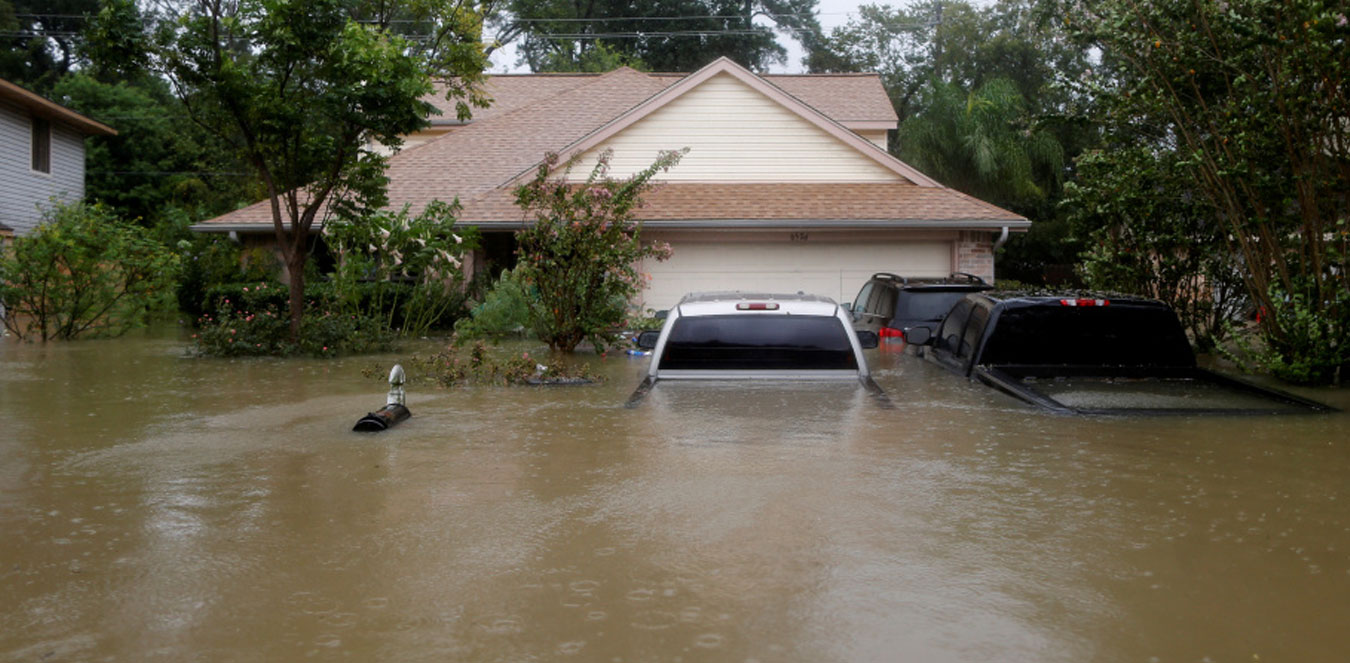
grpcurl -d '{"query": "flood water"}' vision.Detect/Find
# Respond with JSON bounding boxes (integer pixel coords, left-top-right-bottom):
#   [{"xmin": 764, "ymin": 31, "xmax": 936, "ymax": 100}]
[{"xmin": 3, "ymin": 330, "xmax": 1349, "ymax": 662}]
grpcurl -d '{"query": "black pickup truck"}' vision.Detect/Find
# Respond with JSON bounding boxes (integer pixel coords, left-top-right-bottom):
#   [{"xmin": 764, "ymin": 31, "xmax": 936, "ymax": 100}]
[{"xmin": 905, "ymin": 292, "xmax": 1334, "ymax": 415}]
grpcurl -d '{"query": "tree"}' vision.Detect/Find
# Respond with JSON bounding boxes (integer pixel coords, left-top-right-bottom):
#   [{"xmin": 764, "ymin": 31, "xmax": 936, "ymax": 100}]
[
  {"xmin": 497, "ymin": 0, "xmax": 821, "ymax": 72},
  {"xmin": 1062, "ymin": 0, "xmax": 1349, "ymax": 383},
  {"xmin": 1066, "ymin": 146, "xmax": 1246, "ymax": 348},
  {"xmin": 0, "ymin": 201, "xmax": 179, "ymax": 341},
  {"xmin": 897, "ymin": 77, "xmax": 1064, "ymax": 211},
  {"xmin": 0, "ymin": 0, "xmax": 99, "ymax": 94},
  {"xmin": 513, "ymin": 148, "xmax": 686, "ymax": 353},
  {"xmin": 149, "ymin": 0, "xmax": 492, "ymax": 339},
  {"xmin": 51, "ymin": 73, "xmax": 257, "ymax": 229}
]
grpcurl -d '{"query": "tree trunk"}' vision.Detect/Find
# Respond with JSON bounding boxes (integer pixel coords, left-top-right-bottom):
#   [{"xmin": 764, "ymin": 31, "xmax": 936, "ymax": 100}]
[{"xmin": 287, "ymin": 251, "xmax": 306, "ymax": 341}]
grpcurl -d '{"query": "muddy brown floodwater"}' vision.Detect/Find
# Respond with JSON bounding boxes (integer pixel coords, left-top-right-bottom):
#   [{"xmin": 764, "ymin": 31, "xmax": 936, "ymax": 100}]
[{"xmin": 2, "ymin": 329, "xmax": 1349, "ymax": 662}]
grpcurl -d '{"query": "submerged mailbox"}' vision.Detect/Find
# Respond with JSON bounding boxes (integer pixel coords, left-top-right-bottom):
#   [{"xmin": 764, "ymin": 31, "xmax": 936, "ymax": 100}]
[{"xmin": 354, "ymin": 364, "xmax": 411, "ymax": 432}]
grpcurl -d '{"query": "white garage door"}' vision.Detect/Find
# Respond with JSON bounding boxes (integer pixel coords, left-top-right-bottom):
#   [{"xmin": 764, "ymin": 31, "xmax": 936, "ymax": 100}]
[{"xmin": 638, "ymin": 239, "xmax": 953, "ymax": 312}]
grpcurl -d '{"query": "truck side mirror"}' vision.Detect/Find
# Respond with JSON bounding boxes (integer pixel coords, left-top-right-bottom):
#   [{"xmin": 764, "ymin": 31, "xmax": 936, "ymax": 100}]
[
  {"xmin": 635, "ymin": 330, "xmax": 661, "ymax": 350},
  {"xmin": 903, "ymin": 327, "xmax": 932, "ymax": 346},
  {"xmin": 855, "ymin": 330, "xmax": 879, "ymax": 349}
]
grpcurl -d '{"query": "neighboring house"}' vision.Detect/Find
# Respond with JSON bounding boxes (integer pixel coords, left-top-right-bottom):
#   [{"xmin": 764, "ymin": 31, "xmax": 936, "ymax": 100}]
[
  {"xmin": 0, "ymin": 78, "xmax": 117, "ymax": 236},
  {"xmin": 193, "ymin": 58, "xmax": 1027, "ymax": 310}
]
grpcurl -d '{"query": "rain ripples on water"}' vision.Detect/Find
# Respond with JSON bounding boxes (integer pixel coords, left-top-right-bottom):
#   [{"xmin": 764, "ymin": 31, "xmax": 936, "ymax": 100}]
[{"xmin": 2, "ymin": 329, "xmax": 1348, "ymax": 662}]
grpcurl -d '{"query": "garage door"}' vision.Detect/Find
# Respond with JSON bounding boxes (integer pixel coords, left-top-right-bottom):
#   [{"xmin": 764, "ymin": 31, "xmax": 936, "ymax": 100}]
[{"xmin": 638, "ymin": 239, "xmax": 953, "ymax": 312}]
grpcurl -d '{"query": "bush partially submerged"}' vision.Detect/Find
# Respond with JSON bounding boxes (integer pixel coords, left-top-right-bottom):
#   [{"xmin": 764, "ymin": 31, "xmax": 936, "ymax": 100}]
[
  {"xmin": 373, "ymin": 341, "xmax": 601, "ymax": 387},
  {"xmin": 193, "ymin": 281, "xmax": 392, "ymax": 357},
  {"xmin": 0, "ymin": 201, "xmax": 179, "ymax": 341}
]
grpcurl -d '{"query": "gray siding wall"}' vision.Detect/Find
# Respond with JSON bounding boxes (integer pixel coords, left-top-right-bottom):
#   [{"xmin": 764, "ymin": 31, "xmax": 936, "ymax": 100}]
[{"xmin": 0, "ymin": 98, "xmax": 87, "ymax": 236}]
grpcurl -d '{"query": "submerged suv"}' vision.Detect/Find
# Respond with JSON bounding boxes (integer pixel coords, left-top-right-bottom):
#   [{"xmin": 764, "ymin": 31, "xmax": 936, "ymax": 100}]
[
  {"xmin": 849, "ymin": 272, "xmax": 993, "ymax": 343},
  {"xmin": 626, "ymin": 292, "xmax": 882, "ymax": 405}
]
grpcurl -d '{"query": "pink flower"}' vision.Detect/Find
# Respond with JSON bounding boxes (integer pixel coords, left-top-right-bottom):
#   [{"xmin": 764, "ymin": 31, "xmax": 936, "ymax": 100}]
[{"xmin": 322, "ymin": 346, "xmax": 329, "ymax": 351}]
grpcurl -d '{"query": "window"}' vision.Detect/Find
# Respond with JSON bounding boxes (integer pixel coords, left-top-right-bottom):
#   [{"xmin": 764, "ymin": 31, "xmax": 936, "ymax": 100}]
[
  {"xmin": 660, "ymin": 315, "xmax": 858, "ymax": 370},
  {"xmin": 959, "ymin": 305, "xmax": 989, "ymax": 359},
  {"xmin": 937, "ymin": 299, "xmax": 973, "ymax": 353},
  {"xmin": 31, "ymin": 116, "xmax": 51, "ymax": 173},
  {"xmin": 852, "ymin": 283, "xmax": 874, "ymax": 315}
]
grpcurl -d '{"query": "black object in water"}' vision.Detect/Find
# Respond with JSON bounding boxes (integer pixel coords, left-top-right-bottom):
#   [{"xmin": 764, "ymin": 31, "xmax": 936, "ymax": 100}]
[{"xmin": 353, "ymin": 403, "xmax": 411, "ymax": 432}]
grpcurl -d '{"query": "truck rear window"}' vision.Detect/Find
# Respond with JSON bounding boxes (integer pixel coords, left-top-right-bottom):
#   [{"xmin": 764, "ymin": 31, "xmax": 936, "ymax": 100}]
[
  {"xmin": 978, "ymin": 305, "xmax": 1195, "ymax": 367},
  {"xmin": 660, "ymin": 315, "xmax": 858, "ymax": 370}
]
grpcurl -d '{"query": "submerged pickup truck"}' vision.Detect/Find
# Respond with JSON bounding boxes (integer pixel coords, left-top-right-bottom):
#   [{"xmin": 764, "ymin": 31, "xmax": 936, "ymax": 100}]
[
  {"xmin": 625, "ymin": 292, "xmax": 884, "ymax": 406},
  {"xmin": 905, "ymin": 292, "xmax": 1334, "ymax": 415}
]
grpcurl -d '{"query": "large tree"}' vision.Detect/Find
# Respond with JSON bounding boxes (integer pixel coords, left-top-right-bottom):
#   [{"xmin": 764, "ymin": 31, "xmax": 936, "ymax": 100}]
[
  {"xmin": 497, "ymin": 0, "xmax": 821, "ymax": 72},
  {"xmin": 1062, "ymin": 0, "xmax": 1349, "ymax": 383},
  {"xmin": 149, "ymin": 0, "xmax": 492, "ymax": 339}
]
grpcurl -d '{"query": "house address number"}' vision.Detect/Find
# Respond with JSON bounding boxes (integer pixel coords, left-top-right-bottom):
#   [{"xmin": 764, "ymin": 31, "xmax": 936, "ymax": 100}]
[{"xmin": 790, "ymin": 232, "xmax": 809, "ymax": 242}]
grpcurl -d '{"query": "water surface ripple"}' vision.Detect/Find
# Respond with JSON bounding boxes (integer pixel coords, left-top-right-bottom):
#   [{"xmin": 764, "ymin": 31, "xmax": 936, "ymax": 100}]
[{"xmin": 2, "ymin": 331, "xmax": 1349, "ymax": 662}]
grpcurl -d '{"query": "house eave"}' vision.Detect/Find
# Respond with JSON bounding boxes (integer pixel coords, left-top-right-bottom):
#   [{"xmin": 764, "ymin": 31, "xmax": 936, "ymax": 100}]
[
  {"xmin": 191, "ymin": 218, "xmax": 1030, "ymax": 234},
  {"xmin": 460, "ymin": 218, "xmax": 1031, "ymax": 231}
]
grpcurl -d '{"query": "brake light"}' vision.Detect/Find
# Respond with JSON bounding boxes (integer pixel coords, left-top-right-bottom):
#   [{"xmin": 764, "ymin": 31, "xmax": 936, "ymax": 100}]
[
  {"xmin": 879, "ymin": 327, "xmax": 905, "ymax": 340},
  {"xmin": 736, "ymin": 302, "xmax": 779, "ymax": 310},
  {"xmin": 1060, "ymin": 298, "xmax": 1110, "ymax": 307}
]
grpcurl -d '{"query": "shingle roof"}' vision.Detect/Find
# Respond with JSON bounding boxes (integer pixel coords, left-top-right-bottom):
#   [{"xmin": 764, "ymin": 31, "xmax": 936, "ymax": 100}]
[
  {"xmin": 194, "ymin": 61, "xmax": 1025, "ymax": 230},
  {"xmin": 424, "ymin": 70, "xmax": 897, "ymax": 127},
  {"xmin": 460, "ymin": 182, "xmax": 1026, "ymax": 227}
]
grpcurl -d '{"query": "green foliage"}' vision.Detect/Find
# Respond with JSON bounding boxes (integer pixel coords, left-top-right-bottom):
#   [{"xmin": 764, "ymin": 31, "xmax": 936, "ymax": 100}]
[
  {"xmin": 174, "ymin": 237, "xmax": 280, "ymax": 320},
  {"xmin": 1224, "ymin": 280, "xmax": 1350, "ymax": 386},
  {"xmin": 0, "ymin": 0, "xmax": 98, "ymax": 94},
  {"xmin": 324, "ymin": 200, "xmax": 479, "ymax": 337},
  {"xmin": 192, "ymin": 281, "xmax": 392, "ymax": 357},
  {"xmin": 1066, "ymin": 147, "xmax": 1246, "ymax": 349},
  {"xmin": 50, "ymin": 73, "xmax": 256, "ymax": 228},
  {"xmin": 1062, "ymin": 0, "xmax": 1349, "ymax": 382},
  {"xmin": 150, "ymin": 0, "xmax": 491, "ymax": 338},
  {"xmin": 0, "ymin": 201, "xmax": 180, "ymax": 341},
  {"xmin": 533, "ymin": 42, "xmax": 647, "ymax": 73},
  {"xmin": 454, "ymin": 267, "xmax": 535, "ymax": 339},
  {"xmin": 513, "ymin": 148, "xmax": 686, "ymax": 353},
  {"xmin": 384, "ymin": 341, "xmax": 600, "ymax": 387},
  {"xmin": 501, "ymin": 0, "xmax": 821, "ymax": 72},
  {"xmin": 898, "ymin": 77, "xmax": 1064, "ymax": 210}
]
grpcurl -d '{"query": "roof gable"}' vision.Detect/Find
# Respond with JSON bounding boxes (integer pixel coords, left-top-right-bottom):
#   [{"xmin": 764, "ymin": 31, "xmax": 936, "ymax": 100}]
[{"xmin": 511, "ymin": 57, "xmax": 938, "ymax": 187}]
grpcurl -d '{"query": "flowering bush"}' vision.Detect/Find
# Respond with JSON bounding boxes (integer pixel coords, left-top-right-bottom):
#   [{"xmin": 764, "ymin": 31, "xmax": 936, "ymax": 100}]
[
  {"xmin": 193, "ymin": 281, "xmax": 391, "ymax": 357},
  {"xmin": 513, "ymin": 148, "xmax": 686, "ymax": 352},
  {"xmin": 324, "ymin": 200, "xmax": 478, "ymax": 337}
]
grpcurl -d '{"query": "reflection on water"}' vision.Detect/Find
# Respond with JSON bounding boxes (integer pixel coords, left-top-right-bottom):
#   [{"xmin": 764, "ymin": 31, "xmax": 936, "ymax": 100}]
[{"xmin": 2, "ymin": 329, "xmax": 1349, "ymax": 662}]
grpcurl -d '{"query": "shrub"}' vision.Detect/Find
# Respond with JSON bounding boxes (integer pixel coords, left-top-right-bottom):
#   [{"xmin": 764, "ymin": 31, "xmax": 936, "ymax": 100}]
[
  {"xmin": 453, "ymin": 267, "xmax": 535, "ymax": 339},
  {"xmin": 324, "ymin": 201, "xmax": 478, "ymax": 337},
  {"xmin": 0, "ymin": 201, "xmax": 179, "ymax": 341},
  {"xmin": 192, "ymin": 281, "xmax": 392, "ymax": 357},
  {"xmin": 1223, "ymin": 279, "xmax": 1350, "ymax": 386},
  {"xmin": 513, "ymin": 148, "xmax": 686, "ymax": 353},
  {"xmin": 174, "ymin": 236, "xmax": 277, "ymax": 318}
]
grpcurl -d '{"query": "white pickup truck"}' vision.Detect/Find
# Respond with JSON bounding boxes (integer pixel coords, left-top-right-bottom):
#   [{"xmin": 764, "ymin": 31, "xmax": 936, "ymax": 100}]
[{"xmin": 624, "ymin": 292, "xmax": 884, "ymax": 406}]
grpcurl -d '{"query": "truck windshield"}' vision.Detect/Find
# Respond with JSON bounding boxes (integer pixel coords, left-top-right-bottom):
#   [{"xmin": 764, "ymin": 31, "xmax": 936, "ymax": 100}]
[
  {"xmin": 978, "ymin": 304, "xmax": 1195, "ymax": 367},
  {"xmin": 660, "ymin": 315, "xmax": 858, "ymax": 370}
]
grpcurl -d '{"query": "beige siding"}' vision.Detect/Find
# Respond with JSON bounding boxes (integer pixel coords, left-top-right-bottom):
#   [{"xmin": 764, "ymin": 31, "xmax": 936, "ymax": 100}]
[
  {"xmin": 858, "ymin": 129, "xmax": 889, "ymax": 151},
  {"xmin": 636, "ymin": 230, "xmax": 954, "ymax": 311},
  {"xmin": 572, "ymin": 73, "xmax": 902, "ymax": 182}
]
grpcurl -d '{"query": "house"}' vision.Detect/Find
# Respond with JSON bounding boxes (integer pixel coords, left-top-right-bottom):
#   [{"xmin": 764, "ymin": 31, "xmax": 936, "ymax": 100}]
[
  {"xmin": 0, "ymin": 78, "xmax": 117, "ymax": 236},
  {"xmin": 192, "ymin": 58, "xmax": 1028, "ymax": 310}
]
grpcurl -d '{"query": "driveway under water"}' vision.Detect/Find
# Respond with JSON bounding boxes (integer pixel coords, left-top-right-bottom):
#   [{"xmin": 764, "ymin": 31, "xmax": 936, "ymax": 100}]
[{"xmin": 2, "ymin": 330, "xmax": 1349, "ymax": 662}]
